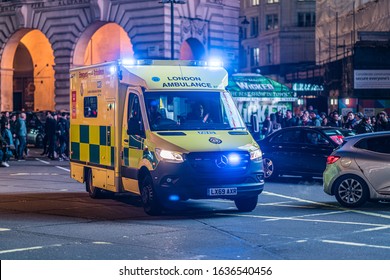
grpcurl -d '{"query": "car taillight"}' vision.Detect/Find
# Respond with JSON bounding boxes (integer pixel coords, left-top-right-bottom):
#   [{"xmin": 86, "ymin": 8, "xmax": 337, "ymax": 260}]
[{"xmin": 327, "ymin": 155, "xmax": 340, "ymax": 164}]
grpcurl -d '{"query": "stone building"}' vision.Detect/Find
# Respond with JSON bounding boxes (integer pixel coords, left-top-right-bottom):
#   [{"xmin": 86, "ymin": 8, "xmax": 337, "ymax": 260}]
[
  {"xmin": 239, "ymin": 0, "xmax": 324, "ymax": 112},
  {"xmin": 316, "ymin": 0, "xmax": 390, "ymax": 116},
  {"xmin": 240, "ymin": 0, "xmax": 316, "ymax": 81},
  {"xmin": 0, "ymin": 0, "xmax": 240, "ymax": 111}
]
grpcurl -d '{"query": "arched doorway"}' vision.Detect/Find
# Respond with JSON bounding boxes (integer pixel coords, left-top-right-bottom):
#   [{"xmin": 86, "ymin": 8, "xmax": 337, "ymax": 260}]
[
  {"xmin": 13, "ymin": 43, "xmax": 33, "ymax": 111},
  {"xmin": 180, "ymin": 38, "xmax": 205, "ymax": 60},
  {"xmin": 0, "ymin": 29, "xmax": 55, "ymax": 112},
  {"xmin": 73, "ymin": 22, "xmax": 133, "ymax": 66}
]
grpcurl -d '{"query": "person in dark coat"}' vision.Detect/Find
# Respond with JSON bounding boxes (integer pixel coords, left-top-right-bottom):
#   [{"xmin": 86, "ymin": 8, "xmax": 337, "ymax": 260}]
[
  {"xmin": 375, "ymin": 111, "xmax": 390, "ymax": 132},
  {"xmin": 46, "ymin": 112, "xmax": 58, "ymax": 160},
  {"xmin": 328, "ymin": 111, "xmax": 342, "ymax": 128},
  {"xmin": 281, "ymin": 110, "xmax": 297, "ymax": 127},
  {"xmin": 355, "ymin": 116, "xmax": 374, "ymax": 134}
]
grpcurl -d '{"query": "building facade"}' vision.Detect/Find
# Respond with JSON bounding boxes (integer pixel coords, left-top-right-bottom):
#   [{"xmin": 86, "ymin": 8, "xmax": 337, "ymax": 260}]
[
  {"xmin": 0, "ymin": 0, "xmax": 240, "ymax": 111},
  {"xmin": 316, "ymin": 0, "xmax": 390, "ymax": 116},
  {"xmin": 239, "ymin": 0, "xmax": 324, "ymax": 113}
]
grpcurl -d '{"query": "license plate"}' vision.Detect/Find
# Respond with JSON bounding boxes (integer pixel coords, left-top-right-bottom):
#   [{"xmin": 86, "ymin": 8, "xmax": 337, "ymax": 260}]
[{"xmin": 207, "ymin": 187, "xmax": 237, "ymax": 196}]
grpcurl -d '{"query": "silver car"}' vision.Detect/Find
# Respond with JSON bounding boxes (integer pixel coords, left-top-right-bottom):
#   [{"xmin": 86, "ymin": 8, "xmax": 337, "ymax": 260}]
[{"xmin": 323, "ymin": 131, "xmax": 390, "ymax": 207}]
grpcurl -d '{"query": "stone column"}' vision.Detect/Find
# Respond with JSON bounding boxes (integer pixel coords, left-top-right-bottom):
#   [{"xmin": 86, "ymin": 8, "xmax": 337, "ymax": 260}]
[{"xmin": 0, "ymin": 67, "xmax": 14, "ymax": 111}]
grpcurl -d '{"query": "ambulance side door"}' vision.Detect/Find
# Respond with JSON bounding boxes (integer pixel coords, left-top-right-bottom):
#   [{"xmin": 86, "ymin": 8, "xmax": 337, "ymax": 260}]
[{"xmin": 121, "ymin": 92, "xmax": 146, "ymax": 194}]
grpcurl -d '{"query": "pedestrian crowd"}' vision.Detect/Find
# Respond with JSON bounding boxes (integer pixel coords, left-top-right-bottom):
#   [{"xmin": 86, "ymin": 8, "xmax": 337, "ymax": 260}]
[
  {"xmin": 0, "ymin": 110, "xmax": 70, "ymax": 168},
  {"xmin": 261, "ymin": 106, "xmax": 390, "ymax": 138}
]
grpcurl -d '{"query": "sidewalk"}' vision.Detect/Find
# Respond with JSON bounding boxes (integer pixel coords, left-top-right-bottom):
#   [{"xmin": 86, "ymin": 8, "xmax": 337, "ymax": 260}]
[{"xmin": 3, "ymin": 147, "xmax": 70, "ymax": 168}]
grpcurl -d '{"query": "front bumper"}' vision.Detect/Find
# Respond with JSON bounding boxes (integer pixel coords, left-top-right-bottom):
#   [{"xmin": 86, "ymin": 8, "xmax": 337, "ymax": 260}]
[{"xmin": 151, "ymin": 157, "xmax": 264, "ymax": 201}]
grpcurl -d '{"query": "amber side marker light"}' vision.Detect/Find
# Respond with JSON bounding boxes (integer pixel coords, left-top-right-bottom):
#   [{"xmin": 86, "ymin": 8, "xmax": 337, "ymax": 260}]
[{"xmin": 326, "ymin": 155, "xmax": 340, "ymax": 164}]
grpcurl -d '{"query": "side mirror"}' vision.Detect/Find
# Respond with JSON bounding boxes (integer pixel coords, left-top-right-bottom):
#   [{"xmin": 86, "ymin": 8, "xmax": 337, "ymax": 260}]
[
  {"xmin": 167, "ymin": 104, "xmax": 174, "ymax": 112},
  {"xmin": 251, "ymin": 114, "xmax": 259, "ymax": 133}
]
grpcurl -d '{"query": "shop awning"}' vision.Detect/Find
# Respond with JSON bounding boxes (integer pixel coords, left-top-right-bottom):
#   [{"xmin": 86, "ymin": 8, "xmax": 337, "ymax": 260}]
[{"xmin": 227, "ymin": 73, "xmax": 297, "ymax": 101}]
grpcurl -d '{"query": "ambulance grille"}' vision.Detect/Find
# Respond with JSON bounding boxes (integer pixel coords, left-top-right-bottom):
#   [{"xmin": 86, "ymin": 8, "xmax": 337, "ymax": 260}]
[{"xmin": 186, "ymin": 152, "xmax": 249, "ymax": 174}]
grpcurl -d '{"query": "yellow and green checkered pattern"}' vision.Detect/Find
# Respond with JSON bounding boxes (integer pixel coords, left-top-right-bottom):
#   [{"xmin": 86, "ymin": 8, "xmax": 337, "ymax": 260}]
[{"xmin": 70, "ymin": 124, "xmax": 115, "ymax": 167}]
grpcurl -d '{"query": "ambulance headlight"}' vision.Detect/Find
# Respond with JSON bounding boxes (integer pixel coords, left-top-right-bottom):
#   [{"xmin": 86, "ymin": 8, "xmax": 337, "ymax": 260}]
[
  {"xmin": 156, "ymin": 148, "xmax": 184, "ymax": 163},
  {"xmin": 250, "ymin": 148, "xmax": 262, "ymax": 161}
]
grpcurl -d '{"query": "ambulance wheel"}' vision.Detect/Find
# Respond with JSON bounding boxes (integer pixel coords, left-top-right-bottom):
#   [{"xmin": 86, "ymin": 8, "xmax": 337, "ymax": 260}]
[
  {"xmin": 86, "ymin": 169, "xmax": 103, "ymax": 199},
  {"xmin": 234, "ymin": 196, "xmax": 258, "ymax": 212},
  {"xmin": 140, "ymin": 175, "xmax": 162, "ymax": 215}
]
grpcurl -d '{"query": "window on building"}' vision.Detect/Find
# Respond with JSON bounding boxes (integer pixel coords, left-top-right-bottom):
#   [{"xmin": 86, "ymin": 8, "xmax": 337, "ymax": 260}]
[
  {"xmin": 267, "ymin": 0, "xmax": 279, "ymax": 3},
  {"xmin": 250, "ymin": 16, "xmax": 259, "ymax": 37},
  {"xmin": 298, "ymin": 12, "xmax": 316, "ymax": 27},
  {"xmin": 84, "ymin": 96, "xmax": 98, "ymax": 118},
  {"xmin": 251, "ymin": 48, "xmax": 260, "ymax": 67},
  {"xmin": 266, "ymin": 14, "xmax": 279, "ymax": 30},
  {"xmin": 252, "ymin": 0, "xmax": 260, "ymax": 6},
  {"xmin": 267, "ymin": 44, "xmax": 273, "ymax": 64}
]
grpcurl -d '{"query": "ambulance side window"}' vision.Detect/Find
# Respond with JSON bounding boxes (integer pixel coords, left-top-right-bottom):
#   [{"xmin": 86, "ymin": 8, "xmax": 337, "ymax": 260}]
[
  {"xmin": 84, "ymin": 96, "xmax": 98, "ymax": 118},
  {"xmin": 127, "ymin": 93, "xmax": 145, "ymax": 137}
]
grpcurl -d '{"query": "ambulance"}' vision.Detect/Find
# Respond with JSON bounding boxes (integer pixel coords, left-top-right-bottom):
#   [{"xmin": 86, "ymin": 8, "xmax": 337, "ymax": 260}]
[{"xmin": 69, "ymin": 59, "xmax": 264, "ymax": 215}]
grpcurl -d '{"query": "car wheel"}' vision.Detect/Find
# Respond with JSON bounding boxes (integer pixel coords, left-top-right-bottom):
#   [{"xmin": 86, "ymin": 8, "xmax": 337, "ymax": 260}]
[
  {"xmin": 234, "ymin": 196, "xmax": 258, "ymax": 212},
  {"xmin": 263, "ymin": 157, "xmax": 278, "ymax": 179},
  {"xmin": 35, "ymin": 134, "xmax": 44, "ymax": 148},
  {"xmin": 140, "ymin": 175, "xmax": 162, "ymax": 215},
  {"xmin": 333, "ymin": 175, "xmax": 369, "ymax": 208},
  {"xmin": 86, "ymin": 169, "xmax": 103, "ymax": 198}
]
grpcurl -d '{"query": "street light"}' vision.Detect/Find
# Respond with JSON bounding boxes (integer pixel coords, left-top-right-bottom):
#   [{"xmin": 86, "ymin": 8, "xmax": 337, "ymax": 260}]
[
  {"xmin": 240, "ymin": 16, "xmax": 249, "ymax": 27},
  {"xmin": 159, "ymin": 0, "xmax": 186, "ymax": 60},
  {"xmin": 239, "ymin": 16, "xmax": 249, "ymax": 70}
]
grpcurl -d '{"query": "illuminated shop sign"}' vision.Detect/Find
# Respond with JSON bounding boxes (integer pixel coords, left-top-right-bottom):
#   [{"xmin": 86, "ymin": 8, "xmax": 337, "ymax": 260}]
[{"xmin": 292, "ymin": 83, "xmax": 324, "ymax": 91}]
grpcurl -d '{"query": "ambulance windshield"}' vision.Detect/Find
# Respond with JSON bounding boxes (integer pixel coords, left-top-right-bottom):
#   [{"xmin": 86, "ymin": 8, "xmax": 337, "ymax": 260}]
[{"xmin": 144, "ymin": 91, "xmax": 246, "ymax": 131}]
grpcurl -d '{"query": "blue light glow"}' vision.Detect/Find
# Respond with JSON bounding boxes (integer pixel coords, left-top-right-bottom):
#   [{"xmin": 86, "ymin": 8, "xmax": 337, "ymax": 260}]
[
  {"xmin": 207, "ymin": 58, "xmax": 223, "ymax": 67},
  {"xmin": 228, "ymin": 153, "xmax": 241, "ymax": 166},
  {"xmin": 121, "ymin": 58, "xmax": 136, "ymax": 65},
  {"xmin": 169, "ymin": 195, "xmax": 180, "ymax": 201}
]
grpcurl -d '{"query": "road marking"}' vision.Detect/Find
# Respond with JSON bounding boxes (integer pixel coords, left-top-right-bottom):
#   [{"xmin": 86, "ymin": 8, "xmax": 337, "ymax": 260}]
[
  {"xmin": 0, "ymin": 244, "xmax": 62, "ymax": 254},
  {"xmin": 92, "ymin": 241, "xmax": 112, "ymax": 245},
  {"xmin": 217, "ymin": 212, "xmax": 390, "ymax": 229},
  {"xmin": 32, "ymin": 158, "xmax": 70, "ymax": 172},
  {"xmin": 0, "ymin": 228, "xmax": 10, "ymax": 232},
  {"xmin": 10, "ymin": 173, "xmax": 59, "ymax": 176},
  {"xmin": 263, "ymin": 210, "xmax": 345, "ymax": 222},
  {"xmin": 35, "ymin": 158, "xmax": 50, "ymax": 164},
  {"xmin": 354, "ymin": 226, "xmax": 390, "ymax": 233},
  {"xmin": 263, "ymin": 191, "xmax": 390, "ymax": 220},
  {"xmin": 56, "ymin": 166, "xmax": 70, "ymax": 172},
  {"xmin": 322, "ymin": 240, "xmax": 390, "ymax": 250}
]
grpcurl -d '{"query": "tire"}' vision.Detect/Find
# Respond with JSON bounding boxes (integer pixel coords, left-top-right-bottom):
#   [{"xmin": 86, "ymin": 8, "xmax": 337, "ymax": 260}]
[
  {"xmin": 333, "ymin": 175, "xmax": 369, "ymax": 208},
  {"xmin": 140, "ymin": 175, "xmax": 162, "ymax": 215},
  {"xmin": 35, "ymin": 134, "xmax": 44, "ymax": 148},
  {"xmin": 234, "ymin": 196, "xmax": 258, "ymax": 212},
  {"xmin": 263, "ymin": 157, "xmax": 278, "ymax": 180},
  {"xmin": 85, "ymin": 169, "xmax": 103, "ymax": 199}
]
